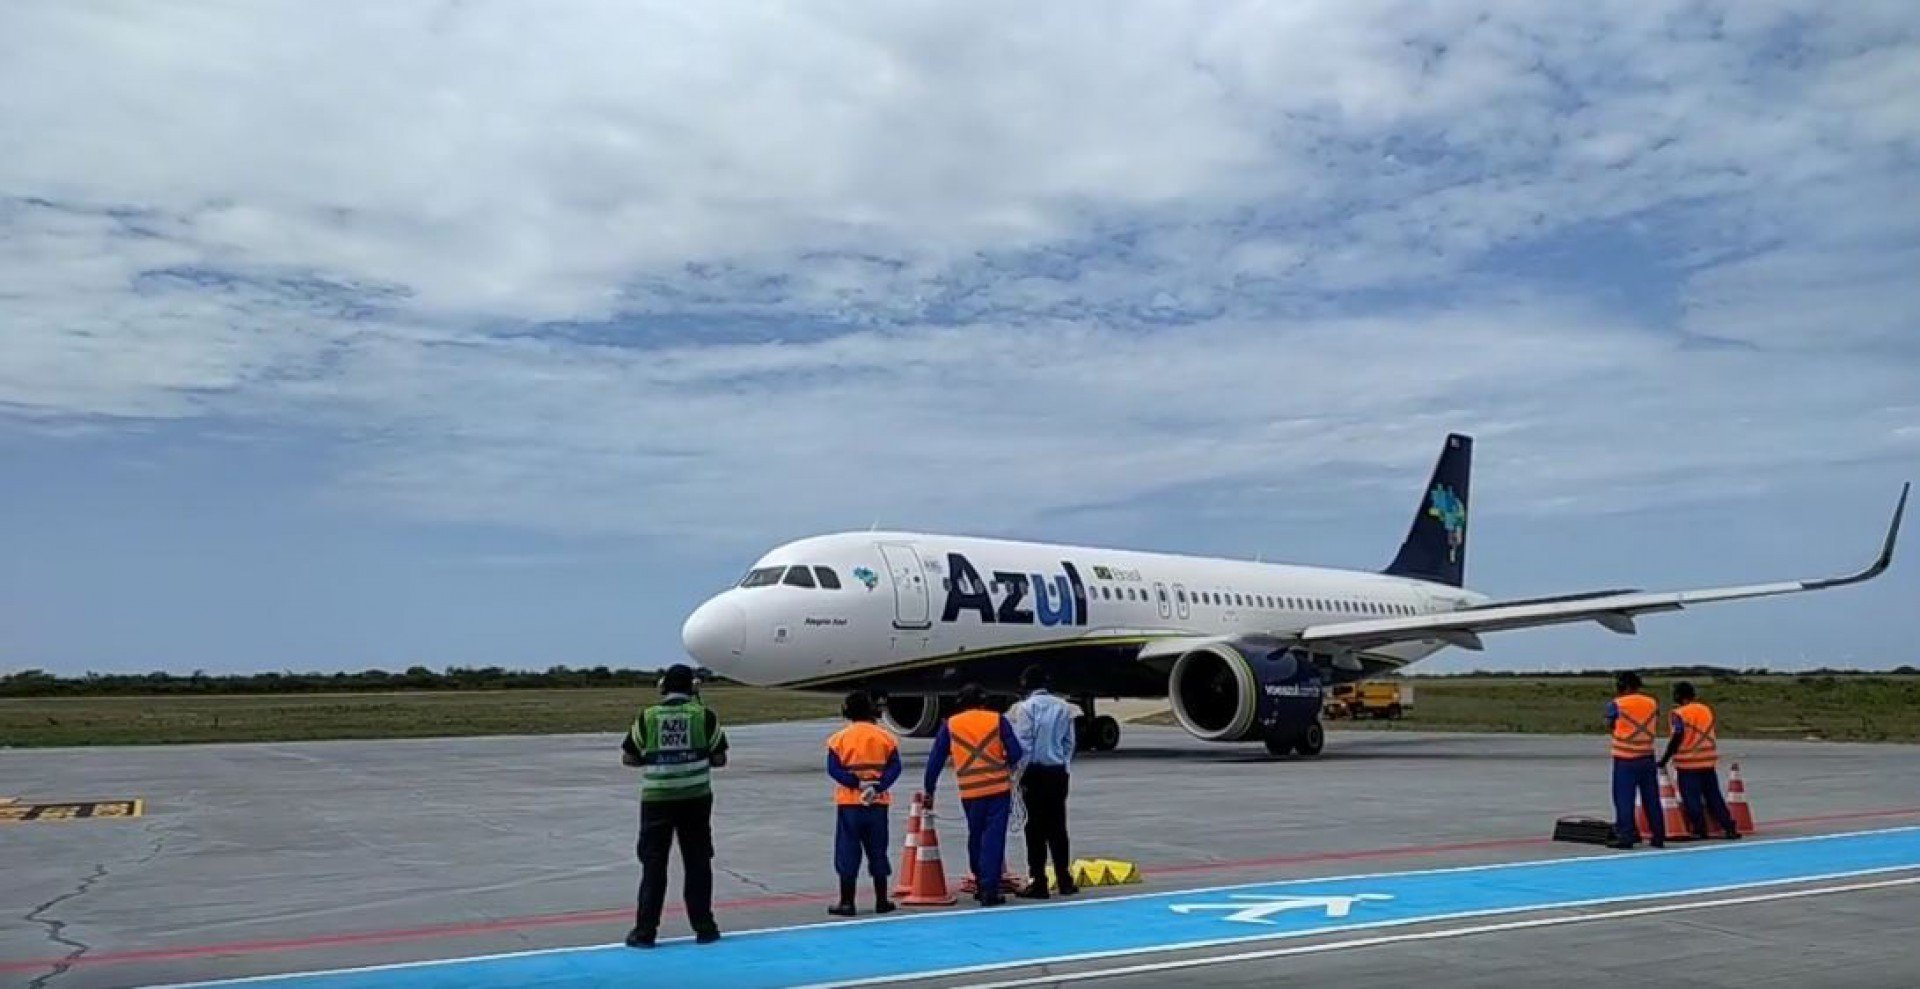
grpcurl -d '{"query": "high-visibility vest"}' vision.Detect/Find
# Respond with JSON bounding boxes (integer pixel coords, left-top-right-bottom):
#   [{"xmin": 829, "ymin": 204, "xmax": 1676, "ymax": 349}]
[
  {"xmin": 1610, "ymin": 693, "xmax": 1659, "ymax": 760},
  {"xmin": 1673, "ymin": 701, "xmax": 1720, "ymax": 770},
  {"xmin": 827, "ymin": 721, "xmax": 899, "ymax": 806},
  {"xmin": 631, "ymin": 699, "xmax": 717, "ymax": 802},
  {"xmin": 948, "ymin": 709, "xmax": 1012, "ymax": 800}
]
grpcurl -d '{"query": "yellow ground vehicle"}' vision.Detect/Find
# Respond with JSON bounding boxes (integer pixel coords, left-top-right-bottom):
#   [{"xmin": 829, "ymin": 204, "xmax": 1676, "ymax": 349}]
[{"xmin": 1324, "ymin": 681, "xmax": 1413, "ymax": 720}]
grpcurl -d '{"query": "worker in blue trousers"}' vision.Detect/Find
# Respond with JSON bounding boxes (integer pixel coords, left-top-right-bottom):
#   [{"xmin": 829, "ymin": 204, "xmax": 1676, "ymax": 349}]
[
  {"xmin": 1604, "ymin": 670, "xmax": 1665, "ymax": 849},
  {"xmin": 825, "ymin": 690, "xmax": 903, "ymax": 915},
  {"xmin": 1659, "ymin": 681, "xmax": 1742, "ymax": 841},
  {"xmin": 922, "ymin": 684, "xmax": 1024, "ymax": 906}
]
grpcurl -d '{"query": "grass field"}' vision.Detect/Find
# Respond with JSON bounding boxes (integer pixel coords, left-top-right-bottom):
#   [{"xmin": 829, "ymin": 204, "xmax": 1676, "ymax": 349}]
[
  {"xmin": 1323, "ymin": 675, "xmax": 1920, "ymax": 743},
  {"xmin": 0, "ymin": 687, "xmax": 841, "ymax": 747},
  {"xmin": 5, "ymin": 676, "xmax": 1917, "ymax": 747}
]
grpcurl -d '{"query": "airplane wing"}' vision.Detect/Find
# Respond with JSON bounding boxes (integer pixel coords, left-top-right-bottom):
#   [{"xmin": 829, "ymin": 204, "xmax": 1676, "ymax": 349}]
[{"xmin": 1300, "ymin": 483, "xmax": 1908, "ymax": 654}]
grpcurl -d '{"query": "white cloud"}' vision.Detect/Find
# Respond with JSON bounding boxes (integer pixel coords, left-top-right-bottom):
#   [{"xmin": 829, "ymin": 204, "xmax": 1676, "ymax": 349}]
[
  {"xmin": 0, "ymin": 202, "xmax": 356, "ymax": 419},
  {"xmin": 243, "ymin": 298, "xmax": 1915, "ymax": 540},
  {"xmin": 1, "ymin": 0, "xmax": 1916, "ymax": 541}
]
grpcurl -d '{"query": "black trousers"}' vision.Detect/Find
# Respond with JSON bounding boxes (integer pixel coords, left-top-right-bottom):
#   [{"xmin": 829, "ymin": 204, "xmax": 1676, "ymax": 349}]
[
  {"xmin": 1019, "ymin": 764, "xmax": 1072, "ymax": 885},
  {"xmin": 634, "ymin": 795, "xmax": 716, "ymax": 936}
]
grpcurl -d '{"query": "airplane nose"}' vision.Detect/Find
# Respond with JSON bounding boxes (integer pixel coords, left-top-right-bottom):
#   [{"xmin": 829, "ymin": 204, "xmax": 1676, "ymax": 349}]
[{"xmin": 681, "ymin": 597, "xmax": 747, "ymax": 666}]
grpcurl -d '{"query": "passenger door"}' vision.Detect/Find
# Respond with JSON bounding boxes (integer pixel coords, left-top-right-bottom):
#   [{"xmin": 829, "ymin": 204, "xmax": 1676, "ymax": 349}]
[
  {"xmin": 876, "ymin": 543, "xmax": 932, "ymax": 630},
  {"xmin": 1154, "ymin": 581, "xmax": 1173, "ymax": 620},
  {"xmin": 1172, "ymin": 582, "xmax": 1191, "ymax": 620}
]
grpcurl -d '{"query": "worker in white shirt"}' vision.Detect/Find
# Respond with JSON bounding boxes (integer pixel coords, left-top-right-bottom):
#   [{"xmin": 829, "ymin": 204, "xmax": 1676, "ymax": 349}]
[{"xmin": 1008, "ymin": 665, "xmax": 1079, "ymax": 899}]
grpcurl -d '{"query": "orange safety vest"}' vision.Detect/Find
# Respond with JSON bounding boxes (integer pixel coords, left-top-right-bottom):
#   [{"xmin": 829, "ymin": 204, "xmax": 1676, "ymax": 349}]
[
  {"xmin": 947, "ymin": 709, "xmax": 1012, "ymax": 800},
  {"xmin": 1673, "ymin": 701, "xmax": 1720, "ymax": 770},
  {"xmin": 827, "ymin": 721, "xmax": 899, "ymax": 806},
  {"xmin": 1610, "ymin": 693, "xmax": 1659, "ymax": 760}
]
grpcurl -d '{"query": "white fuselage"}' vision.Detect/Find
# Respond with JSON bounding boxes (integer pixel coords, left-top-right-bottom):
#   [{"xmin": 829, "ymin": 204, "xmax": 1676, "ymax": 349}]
[{"xmin": 682, "ymin": 531, "xmax": 1487, "ymax": 691}]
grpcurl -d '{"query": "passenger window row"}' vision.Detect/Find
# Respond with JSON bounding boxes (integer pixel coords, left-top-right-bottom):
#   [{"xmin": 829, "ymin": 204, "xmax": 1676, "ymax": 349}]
[
  {"xmin": 737, "ymin": 562, "xmax": 1419, "ymax": 613},
  {"xmin": 738, "ymin": 565, "xmax": 842, "ymax": 590},
  {"xmin": 1144, "ymin": 586, "xmax": 1418, "ymax": 616}
]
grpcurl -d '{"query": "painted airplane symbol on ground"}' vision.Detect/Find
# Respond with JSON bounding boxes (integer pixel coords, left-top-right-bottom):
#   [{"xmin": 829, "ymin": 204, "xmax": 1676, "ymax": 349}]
[{"xmin": 1168, "ymin": 892, "xmax": 1395, "ymax": 925}]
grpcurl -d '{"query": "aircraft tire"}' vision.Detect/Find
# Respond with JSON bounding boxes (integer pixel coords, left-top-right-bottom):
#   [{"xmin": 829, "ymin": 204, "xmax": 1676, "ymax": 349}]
[
  {"xmin": 1092, "ymin": 715, "xmax": 1121, "ymax": 752},
  {"xmin": 1262, "ymin": 732, "xmax": 1292, "ymax": 757},
  {"xmin": 1295, "ymin": 721, "xmax": 1326, "ymax": 757}
]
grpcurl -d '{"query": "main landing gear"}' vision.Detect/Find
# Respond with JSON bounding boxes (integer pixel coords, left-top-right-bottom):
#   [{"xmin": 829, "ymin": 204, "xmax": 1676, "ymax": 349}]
[
  {"xmin": 1263, "ymin": 719, "xmax": 1326, "ymax": 758},
  {"xmin": 1073, "ymin": 696, "xmax": 1121, "ymax": 753}
]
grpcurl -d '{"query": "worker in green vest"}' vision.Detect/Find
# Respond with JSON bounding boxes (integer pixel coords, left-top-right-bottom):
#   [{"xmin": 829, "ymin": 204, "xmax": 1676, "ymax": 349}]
[{"xmin": 621, "ymin": 664, "xmax": 729, "ymax": 949}]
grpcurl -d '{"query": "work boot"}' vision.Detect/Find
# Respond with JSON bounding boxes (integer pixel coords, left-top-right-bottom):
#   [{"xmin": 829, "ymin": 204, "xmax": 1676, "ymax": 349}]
[
  {"xmin": 1605, "ymin": 838, "xmax": 1636, "ymax": 850},
  {"xmin": 1056, "ymin": 878, "xmax": 1081, "ymax": 896},
  {"xmin": 1649, "ymin": 839, "xmax": 1666, "ymax": 849},
  {"xmin": 694, "ymin": 926, "xmax": 722, "ymax": 945},
  {"xmin": 624, "ymin": 927, "xmax": 656, "ymax": 949},
  {"xmin": 1721, "ymin": 830, "xmax": 1742, "ymax": 840},
  {"xmin": 1016, "ymin": 880, "xmax": 1050, "ymax": 900},
  {"xmin": 872, "ymin": 876, "xmax": 897, "ymax": 914},
  {"xmin": 829, "ymin": 877, "xmax": 858, "ymax": 917},
  {"xmin": 979, "ymin": 891, "xmax": 1007, "ymax": 907}
]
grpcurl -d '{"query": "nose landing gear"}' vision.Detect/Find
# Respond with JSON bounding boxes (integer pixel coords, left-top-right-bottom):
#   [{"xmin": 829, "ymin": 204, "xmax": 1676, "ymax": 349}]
[{"xmin": 1073, "ymin": 696, "xmax": 1121, "ymax": 753}]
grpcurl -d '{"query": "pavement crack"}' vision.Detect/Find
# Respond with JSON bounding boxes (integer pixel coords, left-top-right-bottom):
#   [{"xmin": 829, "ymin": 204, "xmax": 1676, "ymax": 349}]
[
  {"xmin": 23, "ymin": 862, "xmax": 108, "ymax": 989},
  {"xmin": 718, "ymin": 866, "xmax": 776, "ymax": 894},
  {"xmin": 135, "ymin": 820, "xmax": 172, "ymax": 865}
]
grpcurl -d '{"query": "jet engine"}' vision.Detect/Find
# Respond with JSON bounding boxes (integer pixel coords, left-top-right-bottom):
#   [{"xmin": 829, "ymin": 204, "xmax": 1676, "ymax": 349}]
[
  {"xmin": 1167, "ymin": 641, "xmax": 1328, "ymax": 756},
  {"xmin": 879, "ymin": 694, "xmax": 950, "ymax": 738}
]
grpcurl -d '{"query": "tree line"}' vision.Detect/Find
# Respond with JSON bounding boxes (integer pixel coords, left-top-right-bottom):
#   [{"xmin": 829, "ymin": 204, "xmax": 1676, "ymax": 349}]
[
  {"xmin": 3, "ymin": 663, "xmax": 1912, "ymax": 698},
  {"xmin": 0, "ymin": 666, "xmax": 732, "ymax": 697},
  {"xmin": 1397, "ymin": 666, "xmax": 1920, "ymax": 680}
]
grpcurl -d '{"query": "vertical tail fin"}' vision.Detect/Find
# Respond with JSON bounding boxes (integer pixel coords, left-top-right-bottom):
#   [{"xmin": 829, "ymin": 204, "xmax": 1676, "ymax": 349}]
[{"xmin": 1384, "ymin": 434, "xmax": 1472, "ymax": 587}]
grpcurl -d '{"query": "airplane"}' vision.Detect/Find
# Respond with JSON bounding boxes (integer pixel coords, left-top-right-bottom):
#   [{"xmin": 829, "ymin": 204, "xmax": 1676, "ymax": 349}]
[{"xmin": 681, "ymin": 434, "xmax": 1907, "ymax": 757}]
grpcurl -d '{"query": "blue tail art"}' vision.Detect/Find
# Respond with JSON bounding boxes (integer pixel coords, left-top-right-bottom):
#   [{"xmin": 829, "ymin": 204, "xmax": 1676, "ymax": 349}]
[{"xmin": 1384, "ymin": 433, "xmax": 1472, "ymax": 588}]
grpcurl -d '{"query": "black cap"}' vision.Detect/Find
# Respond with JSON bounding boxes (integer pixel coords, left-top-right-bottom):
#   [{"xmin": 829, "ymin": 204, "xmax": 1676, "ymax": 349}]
[
  {"xmin": 957, "ymin": 683, "xmax": 988, "ymax": 711},
  {"xmin": 661, "ymin": 664, "xmax": 697, "ymax": 695},
  {"xmin": 1616, "ymin": 670, "xmax": 1643, "ymax": 692},
  {"xmin": 1020, "ymin": 665, "xmax": 1051, "ymax": 692},
  {"xmin": 843, "ymin": 691, "xmax": 877, "ymax": 721}
]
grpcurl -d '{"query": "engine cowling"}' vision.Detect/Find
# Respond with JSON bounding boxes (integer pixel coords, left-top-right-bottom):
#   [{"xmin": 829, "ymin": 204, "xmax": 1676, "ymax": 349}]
[
  {"xmin": 1168, "ymin": 642, "xmax": 1325, "ymax": 743},
  {"xmin": 879, "ymin": 694, "xmax": 949, "ymax": 738}
]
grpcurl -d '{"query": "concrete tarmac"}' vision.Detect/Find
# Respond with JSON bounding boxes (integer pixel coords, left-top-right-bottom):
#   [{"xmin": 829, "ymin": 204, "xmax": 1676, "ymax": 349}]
[{"xmin": 3, "ymin": 724, "xmax": 1919, "ymax": 989}]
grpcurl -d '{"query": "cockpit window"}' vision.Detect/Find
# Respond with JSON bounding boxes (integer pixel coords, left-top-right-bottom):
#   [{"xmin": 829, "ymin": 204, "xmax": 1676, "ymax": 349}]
[
  {"xmin": 740, "ymin": 567, "xmax": 783, "ymax": 588},
  {"xmin": 783, "ymin": 565, "xmax": 817, "ymax": 588},
  {"xmin": 814, "ymin": 566, "xmax": 841, "ymax": 589}
]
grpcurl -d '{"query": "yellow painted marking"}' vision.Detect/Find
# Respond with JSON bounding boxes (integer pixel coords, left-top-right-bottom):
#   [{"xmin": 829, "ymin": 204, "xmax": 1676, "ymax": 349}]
[{"xmin": 0, "ymin": 798, "xmax": 143, "ymax": 823}]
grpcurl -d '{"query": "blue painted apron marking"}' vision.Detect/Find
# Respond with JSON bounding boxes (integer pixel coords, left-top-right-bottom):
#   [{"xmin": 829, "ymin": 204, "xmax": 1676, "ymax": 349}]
[{"xmin": 152, "ymin": 827, "xmax": 1920, "ymax": 989}]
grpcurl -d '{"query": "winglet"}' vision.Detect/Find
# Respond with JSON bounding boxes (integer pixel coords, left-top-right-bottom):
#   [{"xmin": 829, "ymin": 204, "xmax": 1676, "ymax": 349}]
[{"xmin": 1806, "ymin": 482, "xmax": 1908, "ymax": 590}]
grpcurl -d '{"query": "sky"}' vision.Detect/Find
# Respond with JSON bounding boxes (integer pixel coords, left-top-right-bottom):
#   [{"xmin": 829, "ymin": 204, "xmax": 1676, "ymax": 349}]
[{"xmin": 2, "ymin": 1, "xmax": 1916, "ymax": 677}]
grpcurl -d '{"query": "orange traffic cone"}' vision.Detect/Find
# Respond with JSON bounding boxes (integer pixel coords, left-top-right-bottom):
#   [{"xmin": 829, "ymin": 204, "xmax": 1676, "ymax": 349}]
[
  {"xmin": 1727, "ymin": 763, "xmax": 1756, "ymax": 834},
  {"xmin": 1632, "ymin": 770, "xmax": 1679, "ymax": 841},
  {"xmin": 900, "ymin": 807, "xmax": 958, "ymax": 907},
  {"xmin": 892, "ymin": 793, "xmax": 924, "ymax": 898},
  {"xmin": 1657, "ymin": 767, "xmax": 1690, "ymax": 839}
]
